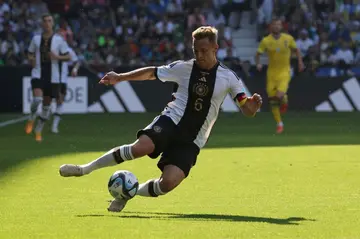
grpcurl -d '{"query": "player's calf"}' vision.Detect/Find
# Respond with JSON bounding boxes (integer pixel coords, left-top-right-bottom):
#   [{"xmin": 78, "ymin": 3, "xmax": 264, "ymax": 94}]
[
  {"xmin": 52, "ymin": 103, "xmax": 64, "ymax": 134},
  {"xmin": 34, "ymin": 104, "xmax": 51, "ymax": 142},
  {"xmin": 269, "ymin": 96, "xmax": 284, "ymax": 132},
  {"xmin": 136, "ymin": 165, "xmax": 185, "ymax": 197},
  {"xmin": 279, "ymin": 94, "xmax": 288, "ymax": 114},
  {"xmin": 59, "ymin": 135, "xmax": 155, "ymax": 177}
]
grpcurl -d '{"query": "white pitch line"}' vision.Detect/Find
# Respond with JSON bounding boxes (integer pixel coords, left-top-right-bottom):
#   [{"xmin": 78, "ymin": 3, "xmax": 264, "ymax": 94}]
[{"xmin": 0, "ymin": 116, "xmax": 29, "ymax": 128}]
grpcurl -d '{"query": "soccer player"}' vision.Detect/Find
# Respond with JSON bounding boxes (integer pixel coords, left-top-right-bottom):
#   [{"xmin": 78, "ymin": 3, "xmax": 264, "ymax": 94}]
[
  {"xmin": 51, "ymin": 46, "xmax": 80, "ymax": 134},
  {"xmin": 25, "ymin": 14, "xmax": 71, "ymax": 141},
  {"xmin": 59, "ymin": 26, "xmax": 263, "ymax": 212},
  {"xmin": 255, "ymin": 18, "xmax": 304, "ymax": 134}
]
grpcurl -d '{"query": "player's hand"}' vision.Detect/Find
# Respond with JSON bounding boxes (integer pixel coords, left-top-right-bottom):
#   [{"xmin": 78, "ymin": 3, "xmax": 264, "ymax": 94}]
[
  {"xmin": 242, "ymin": 93, "xmax": 262, "ymax": 117},
  {"xmin": 298, "ymin": 61, "xmax": 305, "ymax": 72},
  {"xmin": 71, "ymin": 69, "xmax": 78, "ymax": 77},
  {"xmin": 250, "ymin": 93, "xmax": 263, "ymax": 109},
  {"xmin": 99, "ymin": 71, "xmax": 120, "ymax": 85},
  {"xmin": 49, "ymin": 52, "xmax": 60, "ymax": 60},
  {"xmin": 256, "ymin": 64, "xmax": 263, "ymax": 72}
]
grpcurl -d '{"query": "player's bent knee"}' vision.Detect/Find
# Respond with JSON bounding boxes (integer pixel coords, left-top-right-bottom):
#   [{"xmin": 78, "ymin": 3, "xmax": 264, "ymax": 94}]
[
  {"xmin": 33, "ymin": 88, "xmax": 43, "ymax": 97},
  {"xmin": 269, "ymin": 96, "xmax": 281, "ymax": 106},
  {"xmin": 276, "ymin": 91, "xmax": 285, "ymax": 99},
  {"xmin": 131, "ymin": 135, "xmax": 155, "ymax": 158},
  {"xmin": 159, "ymin": 165, "xmax": 185, "ymax": 192},
  {"xmin": 43, "ymin": 96, "xmax": 52, "ymax": 106},
  {"xmin": 159, "ymin": 176, "xmax": 182, "ymax": 192}
]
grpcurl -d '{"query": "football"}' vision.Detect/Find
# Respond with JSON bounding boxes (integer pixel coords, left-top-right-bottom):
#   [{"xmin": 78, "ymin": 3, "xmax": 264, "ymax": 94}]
[{"xmin": 108, "ymin": 170, "xmax": 139, "ymax": 200}]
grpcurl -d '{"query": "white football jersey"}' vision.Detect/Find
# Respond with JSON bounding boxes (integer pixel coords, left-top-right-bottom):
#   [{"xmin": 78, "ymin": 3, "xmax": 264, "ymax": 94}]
[
  {"xmin": 155, "ymin": 59, "xmax": 246, "ymax": 148},
  {"xmin": 28, "ymin": 33, "xmax": 69, "ymax": 83},
  {"xmin": 60, "ymin": 47, "xmax": 79, "ymax": 84}
]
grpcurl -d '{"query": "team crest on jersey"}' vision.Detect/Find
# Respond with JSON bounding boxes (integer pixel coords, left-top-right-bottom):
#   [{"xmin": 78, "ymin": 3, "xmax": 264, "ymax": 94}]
[
  {"xmin": 284, "ymin": 40, "xmax": 288, "ymax": 47},
  {"xmin": 193, "ymin": 82, "xmax": 209, "ymax": 97},
  {"xmin": 153, "ymin": 125, "xmax": 162, "ymax": 133}
]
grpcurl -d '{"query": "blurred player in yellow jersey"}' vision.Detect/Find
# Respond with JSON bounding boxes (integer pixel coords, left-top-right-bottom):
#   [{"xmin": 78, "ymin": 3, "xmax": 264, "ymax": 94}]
[{"xmin": 255, "ymin": 18, "xmax": 304, "ymax": 134}]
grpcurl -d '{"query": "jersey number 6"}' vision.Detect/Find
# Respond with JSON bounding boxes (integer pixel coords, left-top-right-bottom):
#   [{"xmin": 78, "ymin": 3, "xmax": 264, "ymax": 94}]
[{"xmin": 194, "ymin": 98, "xmax": 203, "ymax": 112}]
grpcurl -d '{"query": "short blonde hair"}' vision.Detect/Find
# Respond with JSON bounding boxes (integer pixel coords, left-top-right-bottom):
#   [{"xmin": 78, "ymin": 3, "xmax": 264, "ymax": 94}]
[{"xmin": 192, "ymin": 26, "xmax": 218, "ymax": 43}]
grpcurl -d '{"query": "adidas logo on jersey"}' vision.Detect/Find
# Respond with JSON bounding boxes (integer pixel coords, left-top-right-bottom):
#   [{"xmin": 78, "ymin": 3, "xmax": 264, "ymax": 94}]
[
  {"xmin": 315, "ymin": 77, "xmax": 360, "ymax": 112},
  {"xmin": 198, "ymin": 77, "xmax": 206, "ymax": 82}
]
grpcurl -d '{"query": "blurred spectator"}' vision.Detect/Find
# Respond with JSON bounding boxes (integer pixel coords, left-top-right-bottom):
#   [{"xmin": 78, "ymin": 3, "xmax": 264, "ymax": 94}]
[
  {"xmin": 329, "ymin": 22, "xmax": 352, "ymax": 43},
  {"xmin": 319, "ymin": 32, "xmax": 331, "ymax": 64},
  {"xmin": 187, "ymin": 8, "xmax": 206, "ymax": 30},
  {"xmin": 258, "ymin": 0, "xmax": 273, "ymax": 25},
  {"xmin": 296, "ymin": 29, "xmax": 315, "ymax": 57},
  {"xmin": 331, "ymin": 41, "xmax": 354, "ymax": 75},
  {"xmin": 206, "ymin": 9, "xmax": 226, "ymax": 27}
]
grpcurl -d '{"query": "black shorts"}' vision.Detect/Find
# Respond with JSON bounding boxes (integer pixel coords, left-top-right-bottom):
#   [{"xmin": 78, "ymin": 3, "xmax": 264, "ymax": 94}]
[
  {"xmin": 31, "ymin": 78, "xmax": 61, "ymax": 99},
  {"xmin": 137, "ymin": 115, "xmax": 200, "ymax": 177},
  {"xmin": 60, "ymin": 83, "xmax": 67, "ymax": 96}
]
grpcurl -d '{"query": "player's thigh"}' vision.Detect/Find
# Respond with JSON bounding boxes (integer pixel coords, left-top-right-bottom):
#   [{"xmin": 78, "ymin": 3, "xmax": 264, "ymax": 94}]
[
  {"xmin": 136, "ymin": 115, "xmax": 177, "ymax": 159},
  {"xmin": 266, "ymin": 72, "xmax": 290, "ymax": 96},
  {"xmin": 277, "ymin": 76, "xmax": 290, "ymax": 95},
  {"xmin": 60, "ymin": 83, "xmax": 67, "ymax": 97},
  {"xmin": 159, "ymin": 165, "xmax": 186, "ymax": 192},
  {"xmin": 31, "ymin": 78, "xmax": 43, "ymax": 97},
  {"xmin": 56, "ymin": 83, "xmax": 66, "ymax": 104},
  {"xmin": 51, "ymin": 83, "xmax": 61, "ymax": 99},
  {"xmin": 266, "ymin": 77, "xmax": 277, "ymax": 97},
  {"xmin": 157, "ymin": 142, "xmax": 200, "ymax": 178}
]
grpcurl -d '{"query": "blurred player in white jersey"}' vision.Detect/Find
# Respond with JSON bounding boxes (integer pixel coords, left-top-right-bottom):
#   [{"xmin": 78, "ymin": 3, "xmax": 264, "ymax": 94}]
[
  {"xmin": 25, "ymin": 14, "xmax": 70, "ymax": 142},
  {"xmin": 51, "ymin": 46, "xmax": 80, "ymax": 133},
  {"xmin": 59, "ymin": 26, "xmax": 262, "ymax": 212}
]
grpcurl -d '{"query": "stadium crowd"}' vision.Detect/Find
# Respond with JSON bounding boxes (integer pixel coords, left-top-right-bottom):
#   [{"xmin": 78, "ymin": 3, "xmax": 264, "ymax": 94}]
[{"xmin": 1, "ymin": 0, "xmax": 360, "ymax": 74}]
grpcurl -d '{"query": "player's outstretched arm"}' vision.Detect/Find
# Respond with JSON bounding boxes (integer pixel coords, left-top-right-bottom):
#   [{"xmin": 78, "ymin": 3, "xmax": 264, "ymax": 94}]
[
  {"xmin": 237, "ymin": 93, "xmax": 263, "ymax": 117},
  {"xmin": 294, "ymin": 48, "xmax": 305, "ymax": 72},
  {"xmin": 99, "ymin": 67, "xmax": 157, "ymax": 85},
  {"xmin": 255, "ymin": 52, "xmax": 263, "ymax": 72}
]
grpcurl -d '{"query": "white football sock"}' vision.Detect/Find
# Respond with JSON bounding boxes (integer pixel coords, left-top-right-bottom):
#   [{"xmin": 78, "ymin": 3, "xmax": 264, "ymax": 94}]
[
  {"xmin": 81, "ymin": 145, "xmax": 134, "ymax": 175},
  {"xmin": 137, "ymin": 179, "xmax": 166, "ymax": 197},
  {"xmin": 52, "ymin": 104, "xmax": 63, "ymax": 129},
  {"xmin": 35, "ymin": 105, "xmax": 51, "ymax": 133},
  {"xmin": 29, "ymin": 96, "xmax": 42, "ymax": 121}
]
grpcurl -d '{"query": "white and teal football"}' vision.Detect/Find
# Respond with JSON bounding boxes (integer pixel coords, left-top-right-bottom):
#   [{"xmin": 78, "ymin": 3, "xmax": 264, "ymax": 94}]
[{"xmin": 108, "ymin": 170, "xmax": 139, "ymax": 200}]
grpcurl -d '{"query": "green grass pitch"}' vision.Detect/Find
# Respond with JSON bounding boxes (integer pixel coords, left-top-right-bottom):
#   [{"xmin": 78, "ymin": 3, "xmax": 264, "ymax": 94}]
[{"xmin": 1, "ymin": 112, "xmax": 360, "ymax": 239}]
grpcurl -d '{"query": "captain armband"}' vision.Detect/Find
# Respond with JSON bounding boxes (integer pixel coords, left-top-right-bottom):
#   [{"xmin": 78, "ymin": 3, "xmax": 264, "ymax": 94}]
[{"xmin": 234, "ymin": 93, "xmax": 248, "ymax": 107}]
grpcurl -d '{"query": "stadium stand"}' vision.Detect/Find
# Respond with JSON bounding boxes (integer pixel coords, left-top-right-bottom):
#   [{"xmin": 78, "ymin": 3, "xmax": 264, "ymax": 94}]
[{"xmin": 1, "ymin": 0, "xmax": 360, "ymax": 77}]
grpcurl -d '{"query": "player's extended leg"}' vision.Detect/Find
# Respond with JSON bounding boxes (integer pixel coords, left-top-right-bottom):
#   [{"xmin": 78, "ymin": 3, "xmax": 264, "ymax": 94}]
[
  {"xmin": 52, "ymin": 93, "xmax": 64, "ymax": 134},
  {"xmin": 59, "ymin": 134, "xmax": 155, "ymax": 177},
  {"xmin": 107, "ymin": 141, "xmax": 199, "ymax": 212},
  {"xmin": 60, "ymin": 115, "xmax": 175, "ymax": 176},
  {"xmin": 25, "ymin": 79, "xmax": 43, "ymax": 134},
  {"xmin": 108, "ymin": 165, "xmax": 185, "ymax": 212}
]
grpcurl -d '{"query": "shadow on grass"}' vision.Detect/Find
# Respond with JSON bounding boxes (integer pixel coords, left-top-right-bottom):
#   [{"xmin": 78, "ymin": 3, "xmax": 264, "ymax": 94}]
[
  {"xmin": 76, "ymin": 211, "xmax": 315, "ymax": 225},
  {"xmin": 1, "ymin": 112, "xmax": 360, "ymax": 174}
]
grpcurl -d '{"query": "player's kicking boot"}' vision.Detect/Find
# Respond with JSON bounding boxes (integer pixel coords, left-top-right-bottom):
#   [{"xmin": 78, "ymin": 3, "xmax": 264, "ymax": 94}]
[
  {"xmin": 107, "ymin": 198, "xmax": 127, "ymax": 212},
  {"xmin": 60, "ymin": 164, "xmax": 128, "ymax": 212},
  {"xmin": 59, "ymin": 164, "xmax": 85, "ymax": 177}
]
